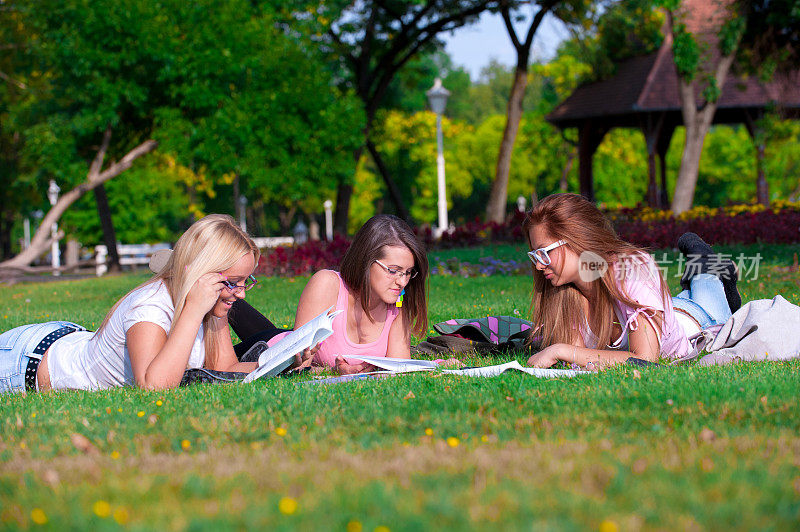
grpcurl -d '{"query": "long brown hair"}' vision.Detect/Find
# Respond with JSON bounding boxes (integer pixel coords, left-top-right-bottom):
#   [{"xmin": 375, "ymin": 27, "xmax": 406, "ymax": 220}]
[
  {"xmin": 522, "ymin": 193, "xmax": 669, "ymax": 350},
  {"xmin": 339, "ymin": 214, "xmax": 428, "ymax": 338}
]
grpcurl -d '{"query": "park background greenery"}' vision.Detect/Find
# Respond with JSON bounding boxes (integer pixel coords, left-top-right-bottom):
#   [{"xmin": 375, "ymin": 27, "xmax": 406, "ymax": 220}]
[{"xmin": 2, "ymin": 0, "xmax": 799, "ymax": 255}]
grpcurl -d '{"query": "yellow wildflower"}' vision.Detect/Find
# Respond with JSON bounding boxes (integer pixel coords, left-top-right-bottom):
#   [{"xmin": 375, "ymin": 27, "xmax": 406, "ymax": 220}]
[
  {"xmin": 31, "ymin": 508, "xmax": 47, "ymax": 525},
  {"xmin": 93, "ymin": 500, "xmax": 111, "ymax": 518},
  {"xmin": 278, "ymin": 496, "xmax": 298, "ymax": 515},
  {"xmin": 113, "ymin": 507, "xmax": 129, "ymax": 525}
]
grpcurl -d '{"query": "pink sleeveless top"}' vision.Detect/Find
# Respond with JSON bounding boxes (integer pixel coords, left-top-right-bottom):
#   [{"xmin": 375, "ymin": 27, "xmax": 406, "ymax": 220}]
[{"xmin": 311, "ymin": 270, "xmax": 400, "ymax": 368}]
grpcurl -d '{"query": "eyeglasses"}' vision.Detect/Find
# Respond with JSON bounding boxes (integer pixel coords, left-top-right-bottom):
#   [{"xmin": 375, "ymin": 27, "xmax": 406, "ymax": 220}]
[
  {"xmin": 221, "ymin": 275, "xmax": 258, "ymax": 293},
  {"xmin": 374, "ymin": 259, "xmax": 418, "ymax": 279},
  {"xmin": 527, "ymin": 240, "xmax": 567, "ymax": 266}
]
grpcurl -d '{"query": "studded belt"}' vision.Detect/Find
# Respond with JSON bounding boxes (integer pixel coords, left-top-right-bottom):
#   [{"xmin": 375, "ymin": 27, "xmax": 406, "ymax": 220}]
[{"xmin": 24, "ymin": 326, "xmax": 80, "ymax": 391}]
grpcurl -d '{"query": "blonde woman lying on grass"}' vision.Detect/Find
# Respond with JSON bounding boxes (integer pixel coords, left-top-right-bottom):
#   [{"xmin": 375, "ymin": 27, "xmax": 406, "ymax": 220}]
[{"xmin": 0, "ymin": 214, "xmax": 310, "ymax": 393}]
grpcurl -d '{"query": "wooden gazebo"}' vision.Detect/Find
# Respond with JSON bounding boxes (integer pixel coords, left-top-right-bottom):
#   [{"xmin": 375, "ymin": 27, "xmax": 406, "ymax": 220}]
[{"xmin": 547, "ymin": 1, "xmax": 800, "ymax": 208}]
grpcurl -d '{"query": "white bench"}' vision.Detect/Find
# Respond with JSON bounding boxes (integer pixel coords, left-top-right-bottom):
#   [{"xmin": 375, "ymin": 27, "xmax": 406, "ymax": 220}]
[
  {"xmin": 252, "ymin": 236, "xmax": 294, "ymax": 249},
  {"xmin": 95, "ymin": 238, "xmax": 294, "ymax": 276},
  {"xmin": 95, "ymin": 243, "xmax": 172, "ymax": 276}
]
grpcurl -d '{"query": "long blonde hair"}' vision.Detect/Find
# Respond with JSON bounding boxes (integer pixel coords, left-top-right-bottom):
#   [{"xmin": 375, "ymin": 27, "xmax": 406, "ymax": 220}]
[
  {"xmin": 97, "ymin": 214, "xmax": 260, "ymax": 365},
  {"xmin": 523, "ymin": 194, "xmax": 669, "ymax": 350}
]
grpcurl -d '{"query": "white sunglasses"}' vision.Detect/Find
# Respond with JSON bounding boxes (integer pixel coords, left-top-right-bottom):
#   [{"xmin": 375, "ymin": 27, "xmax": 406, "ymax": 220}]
[{"xmin": 527, "ymin": 240, "xmax": 567, "ymax": 266}]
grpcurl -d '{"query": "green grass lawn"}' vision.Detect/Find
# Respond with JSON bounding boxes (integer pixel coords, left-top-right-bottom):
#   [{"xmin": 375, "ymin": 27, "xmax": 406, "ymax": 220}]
[{"xmin": 1, "ymin": 243, "xmax": 799, "ymax": 530}]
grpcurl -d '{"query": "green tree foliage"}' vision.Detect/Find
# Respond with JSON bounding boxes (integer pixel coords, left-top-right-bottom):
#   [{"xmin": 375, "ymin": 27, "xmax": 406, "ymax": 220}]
[
  {"xmin": 3, "ymin": 0, "xmax": 362, "ymax": 250},
  {"xmin": 297, "ymin": 0, "xmax": 498, "ymax": 231},
  {"xmin": 59, "ymin": 156, "xmax": 191, "ymax": 244},
  {"xmin": 736, "ymin": 0, "xmax": 800, "ymax": 77},
  {"xmin": 665, "ymin": 122, "xmax": 800, "ymax": 206},
  {"xmin": 560, "ymin": 0, "xmax": 663, "ymax": 83},
  {"xmin": 449, "ymin": 60, "xmax": 545, "ymax": 124}
]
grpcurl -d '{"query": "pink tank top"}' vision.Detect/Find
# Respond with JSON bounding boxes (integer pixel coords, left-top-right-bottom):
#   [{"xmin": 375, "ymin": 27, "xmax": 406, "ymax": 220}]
[{"xmin": 312, "ymin": 270, "xmax": 400, "ymax": 368}]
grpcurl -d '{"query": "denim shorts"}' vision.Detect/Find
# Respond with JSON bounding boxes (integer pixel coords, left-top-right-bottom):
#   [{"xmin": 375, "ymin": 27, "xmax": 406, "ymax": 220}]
[{"xmin": 0, "ymin": 321, "xmax": 85, "ymax": 394}]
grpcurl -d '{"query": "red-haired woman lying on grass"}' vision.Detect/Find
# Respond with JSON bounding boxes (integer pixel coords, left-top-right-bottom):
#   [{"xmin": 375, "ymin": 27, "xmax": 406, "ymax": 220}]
[{"xmin": 523, "ymin": 194, "xmax": 740, "ymax": 370}]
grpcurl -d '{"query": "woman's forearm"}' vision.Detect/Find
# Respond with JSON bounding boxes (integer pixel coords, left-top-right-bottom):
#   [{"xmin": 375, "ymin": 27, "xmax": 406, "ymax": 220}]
[
  {"xmin": 569, "ymin": 345, "xmax": 637, "ymax": 368},
  {"xmin": 220, "ymin": 361, "xmax": 258, "ymax": 373},
  {"xmin": 141, "ymin": 309, "xmax": 207, "ymax": 389}
]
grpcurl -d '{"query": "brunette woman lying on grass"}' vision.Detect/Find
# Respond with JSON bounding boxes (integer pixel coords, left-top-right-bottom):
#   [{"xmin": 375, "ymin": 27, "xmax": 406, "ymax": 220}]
[
  {"xmin": 523, "ymin": 193, "xmax": 740, "ymax": 370},
  {"xmin": 229, "ymin": 214, "xmax": 460, "ymax": 374},
  {"xmin": 0, "ymin": 215, "xmax": 286, "ymax": 392}
]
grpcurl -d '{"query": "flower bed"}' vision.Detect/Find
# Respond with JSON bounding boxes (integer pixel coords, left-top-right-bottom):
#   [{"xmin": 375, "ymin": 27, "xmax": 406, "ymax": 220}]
[
  {"xmin": 254, "ymin": 236, "xmax": 351, "ymax": 277},
  {"xmin": 431, "ymin": 256, "xmax": 529, "ymax": 277},
  {"xmin": 611, "ymin": 201, "xmax": 800, "ymax": 248},
  {"xmin": 256, "ymin": 202, "xmax": 800, "ymax": 277}
]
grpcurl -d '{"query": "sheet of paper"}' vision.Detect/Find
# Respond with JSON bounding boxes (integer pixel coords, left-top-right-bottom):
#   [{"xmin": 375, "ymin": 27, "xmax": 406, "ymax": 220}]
[
  {"xmin": 343, "ymin": 355, "xmax": 438, "ymax": 373},
  {"xmin": 442, "ymin": 360, "xmax": 580, "ymax": 378}
]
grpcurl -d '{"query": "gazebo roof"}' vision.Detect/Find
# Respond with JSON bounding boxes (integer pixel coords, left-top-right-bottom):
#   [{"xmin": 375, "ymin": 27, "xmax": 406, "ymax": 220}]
[{"xmin": 547, "ymin": 24, "xmax": 800, "ymax": 130}]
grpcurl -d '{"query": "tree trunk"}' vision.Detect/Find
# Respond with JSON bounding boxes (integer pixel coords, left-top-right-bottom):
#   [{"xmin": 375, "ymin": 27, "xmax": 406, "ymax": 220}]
[
  {"xmin": 560, "ymin": 147, "xmax": 576, "ymax": 192},
  {"xmin": 485, "ymin": 1, "xmax": 553, "ymax": 222},
  {"xmin": 333, "ymin": 144, "xmax": 365, "ymax": 236},
  {"xmin": 755, "ymin": 140, "xmax": 769, "ymax": 205},
  {"xmin": 0, "ymin": 210, "xmax": 12, "ymax": 260},
  {"xmin": 366, "ymin": 140, "xmax": 410, "ymax": 222},
  {"xmin": 671, "ymin": 120, "xmax": 709, "ymax": 213},
  {"xmin": 743, "ymin": 112, "xmax": 770, "ymax": 206},
  {"xmin": 656, "ymin": 124, "xmax": 675, "ymax": 209},
  {"xmin": 94, "ymin": 184, "xmax": 120, "ymax": 272},
  {"xmin": 0, "ymin": 131, "xmax": 157, "ymax": 269},
  {"xmin": 486, "ymin": 67, "xmax": 528, "ymax": 223},
  {"xmin": 667, "ymin": 8, "xmax": 739, "ymax": 214},
  {"xmin": 278, "ymin": 206, "xmax": 297, "ymax": 235}
]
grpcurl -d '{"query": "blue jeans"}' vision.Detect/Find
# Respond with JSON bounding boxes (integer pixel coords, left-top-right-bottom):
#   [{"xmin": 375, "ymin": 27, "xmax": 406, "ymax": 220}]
[
  {"xmin": 0, "ymin": 321, "xmax": 84, "ymax": 394},
  {"xmin": 672, "ymin": 274, "xmax": 732, "ymax": 329}
]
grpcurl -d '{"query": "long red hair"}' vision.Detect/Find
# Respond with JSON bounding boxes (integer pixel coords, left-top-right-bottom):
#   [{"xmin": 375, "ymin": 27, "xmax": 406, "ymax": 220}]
[{"xmin": 522, "ymin": 194, "xmax": 669, "ymax": 349}]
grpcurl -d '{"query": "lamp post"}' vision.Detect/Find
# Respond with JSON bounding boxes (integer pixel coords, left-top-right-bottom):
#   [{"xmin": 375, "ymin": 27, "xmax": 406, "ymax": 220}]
[
  {"xmin": 323, "ymin": 199, "xmax": 333, "ymax": 241},
  {"xmin": 238, "ymin": 194, "xmax": 248, "ymax": 232},
  {"xmin": 426, "ymin": 78, "xmax": 450, "ymax": 238},
  {"xmin": 47, "ymin": 179, "xmax": 61, "ymax": 276}
]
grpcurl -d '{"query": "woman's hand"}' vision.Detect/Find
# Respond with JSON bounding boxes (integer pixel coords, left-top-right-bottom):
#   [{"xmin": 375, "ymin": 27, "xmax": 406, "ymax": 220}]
[
  {"xmin": 335, "ymin": 355, "xmax": 373, "ymax": 375},
  {"xmin": 185, "ymin": 273, "xmax": 225, "ymax": 315},
  {"xmin": 290, "ymin": 345, "xmax": 319, "ymax": 372},
  {"xmin": 527, "ymin": 344, "xmax": 569, "ymax": 368}
]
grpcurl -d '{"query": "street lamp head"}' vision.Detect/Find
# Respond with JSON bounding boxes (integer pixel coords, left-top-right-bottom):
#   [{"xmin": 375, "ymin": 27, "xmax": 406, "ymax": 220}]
[
  {"xmin": 47, "ymin": 179, "xmax": 60, "ymax": 206},
  {"xmin": 426, "ymin": 78, "xmax": 450, "ymax": 115}
]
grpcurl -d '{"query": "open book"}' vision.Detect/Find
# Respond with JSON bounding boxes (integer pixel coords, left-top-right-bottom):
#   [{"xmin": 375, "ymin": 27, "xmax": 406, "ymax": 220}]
[
  {"xmin": 344, "ymin": 355, "xmax": 581, "ymax": 378},
  {"xmin": 242, "ymin": 307, "xmax": 341, "ymax": 383}
]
